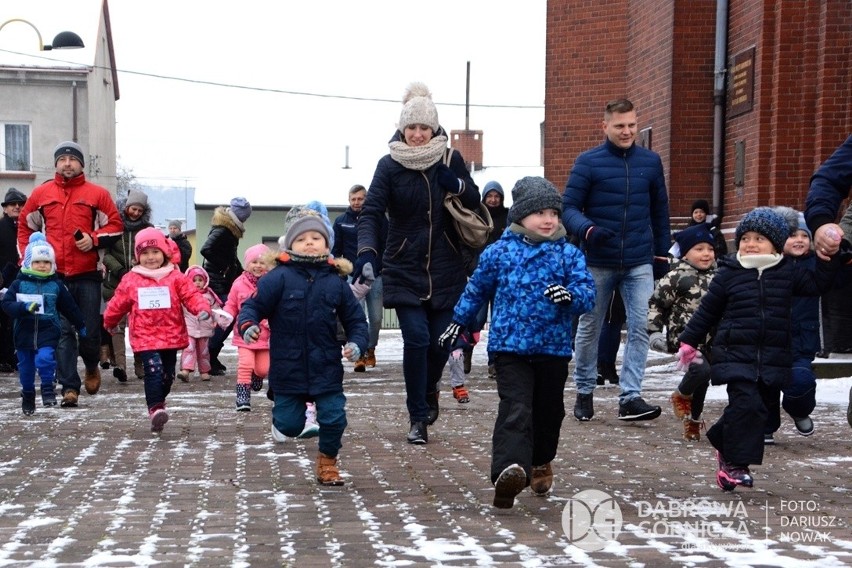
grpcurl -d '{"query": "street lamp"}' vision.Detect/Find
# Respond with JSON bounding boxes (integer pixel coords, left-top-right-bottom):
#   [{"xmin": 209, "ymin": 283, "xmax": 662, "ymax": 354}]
[{"xmin": 0, "ymin": 18, "xmax": 84, "ymax": 51}]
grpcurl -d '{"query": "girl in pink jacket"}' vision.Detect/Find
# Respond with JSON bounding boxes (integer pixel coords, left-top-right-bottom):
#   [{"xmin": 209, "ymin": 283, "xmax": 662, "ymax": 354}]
[
  {"xmin": 223, "ymin": 244, "xmax": 272, "ymax": 411},
  {"xmin": 178, "ymin": 265, "xmax": 222, "ymax": 382},
  {"xmin": 104, "ymin": 228, "xmax": 210, "ymax": 433}
]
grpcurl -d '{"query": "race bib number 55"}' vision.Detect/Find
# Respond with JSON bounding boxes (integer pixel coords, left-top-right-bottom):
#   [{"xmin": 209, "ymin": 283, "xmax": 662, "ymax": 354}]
[{"xmin": 138, "ymin": 286, "xmax": 171, "ymax": 310}]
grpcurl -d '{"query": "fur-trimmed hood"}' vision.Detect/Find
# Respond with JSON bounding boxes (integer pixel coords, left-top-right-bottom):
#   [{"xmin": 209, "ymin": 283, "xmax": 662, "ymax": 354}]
[{"xmin": 211, "ymin": 206, "xmax": 245, "ymax": 238}]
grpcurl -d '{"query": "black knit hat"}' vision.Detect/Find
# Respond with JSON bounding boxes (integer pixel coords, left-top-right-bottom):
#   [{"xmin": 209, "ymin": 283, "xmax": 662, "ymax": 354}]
[
  {"xmin": 691, "ymin": 199, "xmax": 711, "ymax": 215},
  {"xmin": 735, "ymin": 207, "xmax": 789, "ymax": 253},
  {"xmin": 673, "ymin": 223, "xmax": 715, "ymax": 257},
  {"xmin": 508, "ymin": 177, "xmax": 562, "ymax": 224}
]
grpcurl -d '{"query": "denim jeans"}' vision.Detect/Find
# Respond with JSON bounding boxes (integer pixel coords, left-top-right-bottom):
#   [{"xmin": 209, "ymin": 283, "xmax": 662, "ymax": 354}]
[
  {"xmin": 273, "ymin": 391, "xmax": 347, "ymax": 457},
  {"xmin": 572, "ymin": 264, "xmax": 653, "ymax": 403},
  {"xmin": 395, "ymin": 303, "xmax": 454, "ymax": 423},
  {"xmin": 57, "ymin": 278, "xmax": 102, "ymax": 394},
  {"xmin": 361, "ymin": 276, "xmax": 384, "ymax": 350}
]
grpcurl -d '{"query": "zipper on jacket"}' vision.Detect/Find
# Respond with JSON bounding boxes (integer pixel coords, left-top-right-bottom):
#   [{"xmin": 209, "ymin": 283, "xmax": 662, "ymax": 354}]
[
  {"xmin": 422, "ymin": 171, "xmax": 433, "ymax": 301},
  {"xmin": 621, "ymin": 152, "xmax": 629, "ymax": 271}
]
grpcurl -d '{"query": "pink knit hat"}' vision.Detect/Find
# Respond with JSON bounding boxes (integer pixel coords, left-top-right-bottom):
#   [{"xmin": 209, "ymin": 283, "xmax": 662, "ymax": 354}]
[
  {"xmin": 134, "ymin": 227, "xmax": 170, "ymax": 261},
  {"xmin": 244, "ymin": 243, "xmax": 270, "ymax": 266}
]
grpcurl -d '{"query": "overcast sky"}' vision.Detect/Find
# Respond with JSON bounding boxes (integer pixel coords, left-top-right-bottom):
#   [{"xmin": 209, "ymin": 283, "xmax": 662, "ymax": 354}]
[{"xmin": 2, "ymin": 1, "xmax": 545, "ymax": 206}]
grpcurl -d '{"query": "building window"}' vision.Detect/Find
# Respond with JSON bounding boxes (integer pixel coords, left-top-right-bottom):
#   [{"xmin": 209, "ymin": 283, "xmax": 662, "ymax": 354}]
[{"xmin": 2, "ymin": 124, "xmax": 31, "ymax": 172}]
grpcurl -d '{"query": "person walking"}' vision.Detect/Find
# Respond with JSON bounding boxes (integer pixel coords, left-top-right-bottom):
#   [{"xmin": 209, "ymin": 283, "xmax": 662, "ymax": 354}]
[
  {"xmin": 168, "ymin": 220, "xmax": 192, "ymax": 273},
  {"xmin": 201, "ymin": 197, "xmax": 252, "ymax": 375},
  {"xmin": 17, "ymin": 141, "xmax": 123, "ymax": 407},
  {"xmin": 332, "ymin": 184, "xmax": 387, "ymax": 372},
  {"xmin": 178, "ymin": 265, "xmax": 222, "ymax": 383},
  {"xmin": 102, "ymin": 189, "xmax": 153, "ymax": 383},
  {"xmin": 238, "ymin": 204, "xmax": 367, "ymax": 485},
  {"xmin": 562, "ymin": 98, "xmax": 671, "ymax": 422},
  {"xmin": 439, "ymin": 176, "xmax": 595, "ymax": 508},
  {"xmin": 2, "ymin": 233, "xmax": 86, "ymax": 414},
  {"xmin": 687, "ymin": 199, "xmax": 728, "ymax": 257},
  {"xmin": 0, "ymin": 188, "xmax": 28, "ymax": 373},
  {"xmin": 355, "ymin": 82, "xmax": 480, "ymax": 444}
]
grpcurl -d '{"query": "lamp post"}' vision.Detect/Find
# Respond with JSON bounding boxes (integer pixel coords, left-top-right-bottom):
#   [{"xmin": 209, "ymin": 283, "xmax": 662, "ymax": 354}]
[{"xmin": 0, "ymin": 18, "xmax": 84, "ymax": 50}]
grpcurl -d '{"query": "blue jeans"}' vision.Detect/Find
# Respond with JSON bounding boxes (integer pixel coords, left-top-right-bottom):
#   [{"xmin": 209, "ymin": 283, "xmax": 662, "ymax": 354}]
[
  {"xmin": 395, "ymin": 304, "xmax": 454, "ymax": 423},
  {"xmin": 57, "ymin": 278, "xmax": 102, "ymax": 394},
  {"xmin": 361, "ymin": 276, "xmax": 384, "ymax": 350},
  {"xmin": 273, "ymin": 391, "xmax": 347, "ymax": 457},
  {"xmin": 572, "ymin": 264, "xmax": 653, "ymax": 403}
]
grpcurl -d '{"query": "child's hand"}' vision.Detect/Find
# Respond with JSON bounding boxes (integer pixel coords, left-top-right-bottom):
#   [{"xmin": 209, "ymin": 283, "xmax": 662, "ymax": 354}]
[
  {"xmin": 26, "ymin": 301, "xmax": 40, "ymax": 313},
  {"xmin": 543, "ymin": 284, "xmax": 572, "ymax": 306},
  {"xmin": 438, "ymin": 322, "xmax": 462, "ymax": 350},
  {"xmin": 343, "ymin": 342, "xmax": 361, "ymax": 362},
  {"xmin": 676, "ymin": 343, "xmax": 703, "ymax": 371},
  {"xmin": 243, "ymin": 325, "xmax": 260, "ymax": 344},
  {"xmin": 197, "ymin": 311, "xmax": 211, "ymax": 321}
]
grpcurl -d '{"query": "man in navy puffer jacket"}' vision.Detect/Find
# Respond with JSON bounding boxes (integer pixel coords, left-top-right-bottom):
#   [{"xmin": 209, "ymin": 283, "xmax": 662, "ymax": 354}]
[{"xmin": 563, "ymin": 98, "xmax": 671, "ymax": 422}]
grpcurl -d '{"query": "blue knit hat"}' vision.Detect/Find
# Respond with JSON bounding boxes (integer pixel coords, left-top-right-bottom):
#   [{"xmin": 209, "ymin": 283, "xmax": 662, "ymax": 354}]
[
  {"xmin": 735, "ymin": 207, "xmax": 789, "ymax": 253},
  {"xmin": 23, "ymin": 232, "xmax": 56, "ymax": 275},
  {"xmin": 673, "ymin": 224, "xmax": 715, "ymax": 258}
]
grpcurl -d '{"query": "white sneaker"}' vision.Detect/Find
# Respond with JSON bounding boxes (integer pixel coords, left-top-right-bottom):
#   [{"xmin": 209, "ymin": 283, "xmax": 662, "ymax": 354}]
[
  {"xmin": 271, "ymin": 422, "xmax": 288, "ymax": 443},
  {"xmin": 297, "ymin": 403, "xmax": 320, "ymax": 439}
]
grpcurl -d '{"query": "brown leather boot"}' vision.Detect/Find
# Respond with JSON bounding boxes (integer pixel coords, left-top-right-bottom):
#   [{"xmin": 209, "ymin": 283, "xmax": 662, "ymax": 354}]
[
  {"xmin": 84, "ymin": 368, "xmax": 101, "ymax": 395},
  {"xmin": 364, "ymin": 348, "xmax": 376, "ymax": 367},
  {"xmin": 683, "ymin": 418, "xmax": 704, "ymax": 441},
  {"xmin": 530, "ymin": 462, "xmax": 553, "ymax": 495},
  {"xmin": 316, "ymin": 452, "xmax": 344, "ymax": 486}
]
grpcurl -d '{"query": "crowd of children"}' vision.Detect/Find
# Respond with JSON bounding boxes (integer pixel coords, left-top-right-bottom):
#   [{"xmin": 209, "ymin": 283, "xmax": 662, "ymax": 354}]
[{"xmin": 4, "ymin": 177, "xmax": 850, "ymax": 501}]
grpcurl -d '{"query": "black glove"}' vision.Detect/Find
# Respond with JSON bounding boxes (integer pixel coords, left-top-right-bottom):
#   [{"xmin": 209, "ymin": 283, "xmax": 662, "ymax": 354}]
[
  {"xmin": 436, "ymin": 163, "xmax": 462, "ymax": 194},
  {"xmin": 543, "ymin": 284, "xmax": 572, "ymax": 306},
  {"xmin": 653, "ymin": 257, "xmax": 670, "ymax": 280},
  {"xmin": 585, "ymin": 226, "xmax": 616, "ymax": 248},
  {"xmin": 438, "ymin": 322, "xmax": 462, "ymax": 350},
  {"xmin": 352, "ymin": 250, "xmax": 377, "ymax": 284}
]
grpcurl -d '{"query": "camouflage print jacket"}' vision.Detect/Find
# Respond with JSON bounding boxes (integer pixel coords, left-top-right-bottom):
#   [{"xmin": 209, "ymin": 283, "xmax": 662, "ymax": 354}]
[{"xmin": 647, "ymin": 258, "xmax": 716, "ymax": 354}]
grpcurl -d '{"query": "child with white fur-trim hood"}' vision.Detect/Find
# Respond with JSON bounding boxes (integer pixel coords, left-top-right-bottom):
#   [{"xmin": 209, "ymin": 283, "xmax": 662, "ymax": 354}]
[{"xmin": 104, "ymin": 228, "xmax": 211, "ymax": 433}]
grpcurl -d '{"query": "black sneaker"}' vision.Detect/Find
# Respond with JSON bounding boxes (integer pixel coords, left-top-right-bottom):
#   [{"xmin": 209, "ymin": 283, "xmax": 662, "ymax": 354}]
[
  {"xmin": 493, "ymin": 464, "xmax": 527, "ymax": 509},
  {"xmin": 407, "ymin": 421, "xmax": 427, "ymax": 444},
  {"xmin": 793, "ymin": 416, "xmax": 814, "ymax": 436},
  {"xmin": 617, "ymin": 397, "xmax": 661, "ymax": 421},
  {"xmin": 574, "ymin": 393, "xmax": 594, "ymax": 421},
  {"xmin": 763, "ymin": 433, "xmax": 775, "ymax": 446}
]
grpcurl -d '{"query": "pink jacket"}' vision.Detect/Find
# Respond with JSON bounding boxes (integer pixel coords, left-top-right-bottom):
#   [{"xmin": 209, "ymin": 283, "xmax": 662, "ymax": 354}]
[
  {"xmin": 183, "ymin": 266, "xmax": 221, "ymax": 339},
  {"xmin": 224, "ymin": 271, "xmax": 270, "ymax": 350},
  {"xmin": 104, "ymin": 266, "xmax": 209, "ymax": 352}
]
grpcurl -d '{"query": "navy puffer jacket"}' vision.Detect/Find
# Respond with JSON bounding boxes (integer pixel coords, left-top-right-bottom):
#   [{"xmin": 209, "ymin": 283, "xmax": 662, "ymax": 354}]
[
  {"xmin": 678, "ymin": 254, "xmax": 835, "ymax": 388},
  {"xmin": 358, "ymin": 134, "xmax": 480, "ymax": 310},
  {"xmin": 237, "ymin": 258, "xmax": 367, "ymax": 397},
  {"xmin": 562, "ymin": 139, "xmax": 671, "ymax": 268}
]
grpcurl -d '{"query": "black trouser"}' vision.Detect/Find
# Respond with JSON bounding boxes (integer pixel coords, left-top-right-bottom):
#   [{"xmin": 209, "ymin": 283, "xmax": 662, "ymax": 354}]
[
  {"xmin": 706, "ymin": 379, "xmax": 770, "ymax": 467},
  {"xmin": 678, "ymin": 358, "xmax": 710, "ymax": 420},
  {"xmin": 490, "ymin": 352, "xmax": 569, "ymax": 484}
]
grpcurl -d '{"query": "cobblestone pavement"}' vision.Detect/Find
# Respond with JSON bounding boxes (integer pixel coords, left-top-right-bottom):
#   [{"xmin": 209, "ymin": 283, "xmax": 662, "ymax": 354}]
[{"xmin": 0, "ymin": 335, "xmax": 850, "ymax": 567}]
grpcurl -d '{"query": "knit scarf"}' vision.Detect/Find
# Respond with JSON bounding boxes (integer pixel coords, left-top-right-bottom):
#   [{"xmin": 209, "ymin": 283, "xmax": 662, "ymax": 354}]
[
  {"xmin": 509, "ymin": 222, "xmax": 567, "ymax": 244},
  {"xmin": 388, "ymin": 134, "xmax": 448, "ymax": 171},
  {"xmin": 243, "ymin": 270, "xmax": 259, "ymax": 287},
  {"xmin": 286, "ymin": 251, "xmax": 329, "ymax": 264},
  {"xmin": 131, "ymin": 264, "xmax": 174, "ymax": 281}
]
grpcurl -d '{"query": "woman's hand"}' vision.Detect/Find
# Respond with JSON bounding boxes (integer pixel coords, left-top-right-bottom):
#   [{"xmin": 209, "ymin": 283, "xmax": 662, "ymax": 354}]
[{"xmin": 436, "ymin": 164, "xmax": 462, "ymax": 194}]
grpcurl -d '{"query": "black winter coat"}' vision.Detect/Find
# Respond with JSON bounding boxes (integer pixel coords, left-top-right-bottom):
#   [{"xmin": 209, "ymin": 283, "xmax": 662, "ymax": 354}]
[
  {"xmin": 170, "ymin": 233, "xmax": 192, "ymax": 273},
  {"xmin": 679, "ymin": 254, "xmax": 836, "ymax": 388},
  {"xmin": 358, "ymin": 137, "xmax": 480, "ymax": 310},
  {"xmin": 201, "ymin": 207, "xmax": 243, "ymax": 299}
]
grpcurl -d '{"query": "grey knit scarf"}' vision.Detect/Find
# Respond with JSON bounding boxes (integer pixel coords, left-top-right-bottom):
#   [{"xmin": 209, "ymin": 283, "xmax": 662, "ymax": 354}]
[{"xmin": 388, "ymin": 134, "xmax": 448, "ymax": 171}]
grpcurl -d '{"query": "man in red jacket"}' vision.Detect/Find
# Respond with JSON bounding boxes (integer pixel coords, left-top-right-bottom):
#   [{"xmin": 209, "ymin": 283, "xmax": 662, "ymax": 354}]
[{"xmin": 18, "ymin": 141, "xmax": 123, "ymax": 407}]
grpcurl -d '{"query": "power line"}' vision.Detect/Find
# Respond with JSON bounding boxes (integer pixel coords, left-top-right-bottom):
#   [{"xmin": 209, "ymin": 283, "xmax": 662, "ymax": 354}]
[{"xmin": 0, "ymin": 48, "xmax": 544, "ymax": 110}]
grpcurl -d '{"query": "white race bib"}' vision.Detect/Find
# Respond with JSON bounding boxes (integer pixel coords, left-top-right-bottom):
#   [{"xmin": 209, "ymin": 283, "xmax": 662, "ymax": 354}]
[
  {"xmin": 138, "ymin": 286, "xmax": 171, "ymax": 310},
  {"xmin": 16, "ymin": 293, "xmax": 44, "ymax": 314}
]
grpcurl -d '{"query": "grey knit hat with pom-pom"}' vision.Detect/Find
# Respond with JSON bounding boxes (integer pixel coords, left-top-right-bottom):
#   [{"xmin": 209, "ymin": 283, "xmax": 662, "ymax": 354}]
[{"xmin": 398, "ymin": 82, "xmax": 440, "ymax": 133}]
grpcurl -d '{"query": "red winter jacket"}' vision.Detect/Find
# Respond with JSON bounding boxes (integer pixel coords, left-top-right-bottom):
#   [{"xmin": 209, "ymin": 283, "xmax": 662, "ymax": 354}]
[
  {"xmin": 18, "ymin": 173, "xmax": 123, "ymax": 279},
  {"xmin": 104, "ymin": 266, "xmax": 209, "ymax": 352}
]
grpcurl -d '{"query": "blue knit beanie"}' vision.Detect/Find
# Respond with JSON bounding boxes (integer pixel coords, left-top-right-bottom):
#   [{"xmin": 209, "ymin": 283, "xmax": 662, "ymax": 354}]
[
  {"xmin": 735, "ymin": 207, "xmax": 789, "ymax": 253},
  {"xmin": 673, "ymin": 223, "xmax": 715, "ymax": 258}
]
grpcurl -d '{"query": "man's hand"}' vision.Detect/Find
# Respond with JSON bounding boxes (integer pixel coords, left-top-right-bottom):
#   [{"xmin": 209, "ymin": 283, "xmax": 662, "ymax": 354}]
[
  {"xmin": 814, "ymin": 223, "xmax": 843, "ymax": 261},
  {"xmin": 74, "ymin": 231, "xmax": 94, "ymax": 252}
]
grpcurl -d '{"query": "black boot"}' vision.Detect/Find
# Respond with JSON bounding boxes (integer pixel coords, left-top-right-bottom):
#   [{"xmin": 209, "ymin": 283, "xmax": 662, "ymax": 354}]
[
  {"xmin": 597, "ymin": 361, "xmax": 619, "ymax": 385},
  {"xmin": 407, "ymin": 421, "xmax": 428, "ymax": 444},
  {"xmin": 426, "ymin": 391, "xmax": 440, "ymax": 425},
  {"xmin": 21, "ymin": 391, "xmax": 36, "ymax": 415}
]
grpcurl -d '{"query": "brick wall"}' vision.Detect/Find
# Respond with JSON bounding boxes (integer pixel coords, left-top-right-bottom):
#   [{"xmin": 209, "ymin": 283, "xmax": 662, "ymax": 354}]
[
  {"xmin": 449, "ymin": 130, "xmax": 484, "ymax": 171},
  {"xmin": 546, "ymin": 0, "xmax": 851, "ymax": 232}
]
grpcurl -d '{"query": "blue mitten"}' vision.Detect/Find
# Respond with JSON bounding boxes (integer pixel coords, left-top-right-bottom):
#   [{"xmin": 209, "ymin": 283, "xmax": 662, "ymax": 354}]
[
  {"xmin": 585, "ymin": 226, "xmax": 616, "ymax": 248},
  {"xmin": 243, "ymin": 325, "xmax": 261, "ymax": 344},
  {"xmin": 78, "ymin": 326, "xmax": 88, "ymax": 339},
  {"xmin": 198, "ymin": 311, "xmax": 211, "ymax": 321},
  {"xmin": 436, "ymin": 163, "xmax": 462, "ymax": 194},
  {"xmin": 344, "ymin": 342, "xmax": 361, "ymax": 362}
]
